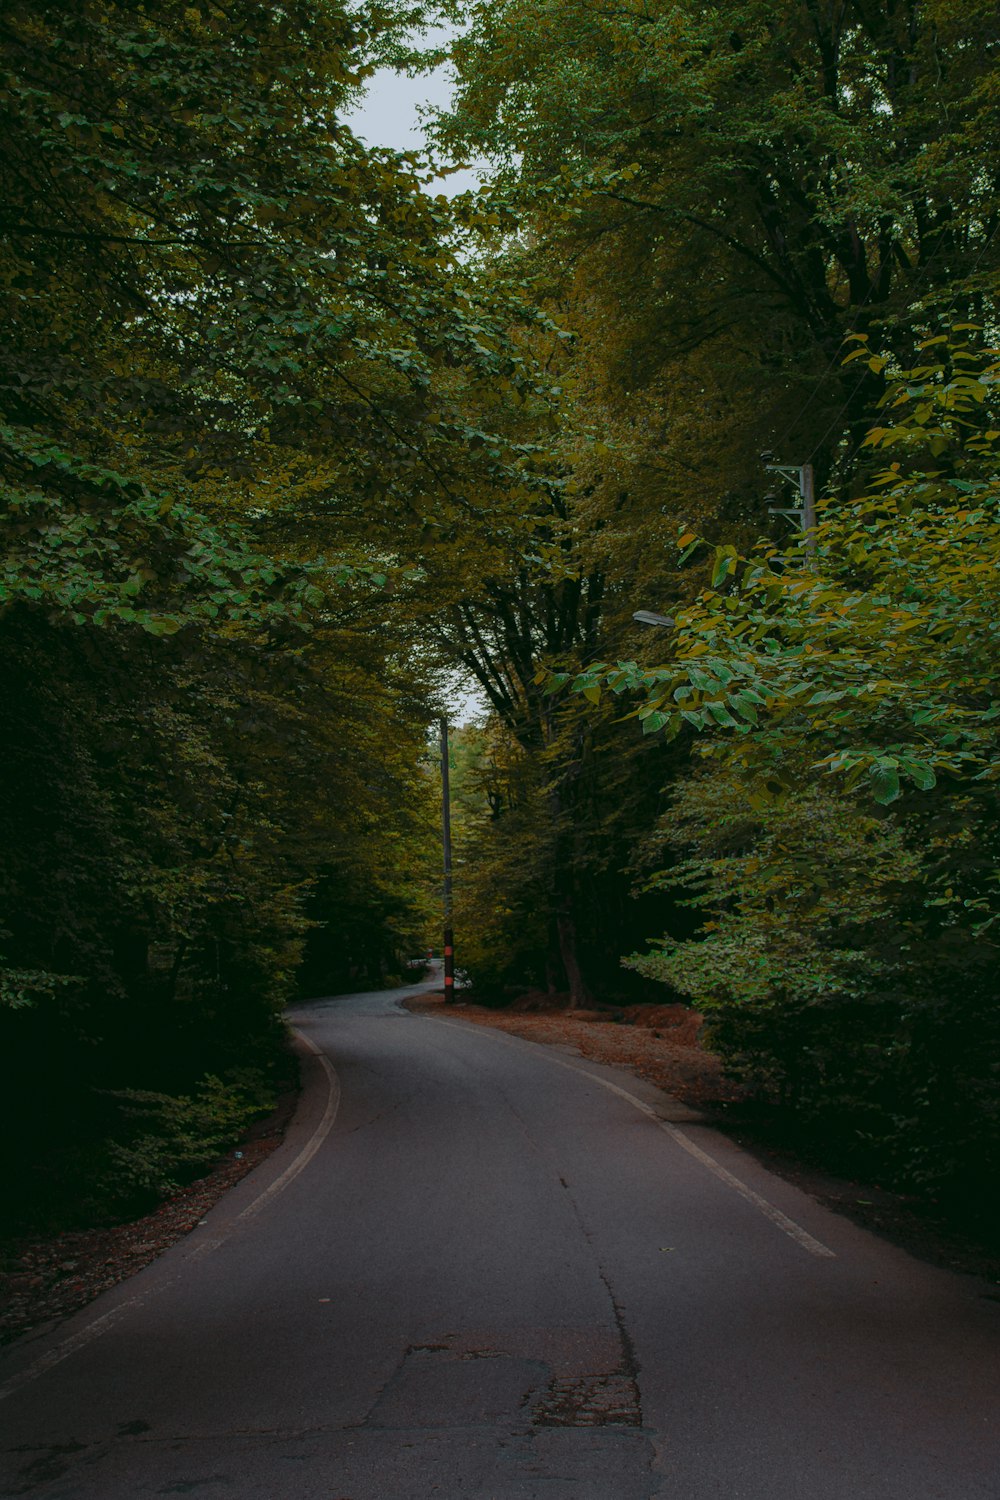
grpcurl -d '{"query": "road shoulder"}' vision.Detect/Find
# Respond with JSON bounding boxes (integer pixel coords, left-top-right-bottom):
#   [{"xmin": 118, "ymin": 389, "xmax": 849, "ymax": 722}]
[{"xmin": 405, "ymin": 990, "xmax": 1000, "ymax": 1287}]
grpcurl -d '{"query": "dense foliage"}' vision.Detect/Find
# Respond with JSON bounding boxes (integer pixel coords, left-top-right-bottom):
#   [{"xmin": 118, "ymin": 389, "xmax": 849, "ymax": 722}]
[
  {"xmin": 572, "ymin": 336, "xmax": 1000, "ymax": 1192},
  {"xmin": 0, "ymin": 0, "xmax": 538, "ymax": 1227}
]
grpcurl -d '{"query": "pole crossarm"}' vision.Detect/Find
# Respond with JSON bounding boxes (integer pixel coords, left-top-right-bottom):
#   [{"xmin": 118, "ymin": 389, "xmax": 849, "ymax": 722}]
[{"xmin": 765, "ymin": 461, "xmax": 816, "ymax": 552}]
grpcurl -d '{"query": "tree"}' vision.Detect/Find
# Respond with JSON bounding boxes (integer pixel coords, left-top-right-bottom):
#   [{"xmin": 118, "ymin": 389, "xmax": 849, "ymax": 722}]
[
  {"xmin": 1, "ymin": 0, "xmax": 557, "ymax": 620},
  {"xmin": 571, "ymin": 330, "xmax": 1000, "ymax": 1192},
  {"xmin": 441, "ymin": 0, "xmax": 1000, "ymax": 486},
  {"xmin": 1, "ymin": 0, "xmax": 544, "ymax": 1223}
]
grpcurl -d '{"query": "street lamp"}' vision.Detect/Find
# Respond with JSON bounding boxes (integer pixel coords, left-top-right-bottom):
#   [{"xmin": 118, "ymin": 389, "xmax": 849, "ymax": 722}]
[{"xmin": 632, "ymin": 609, "xmax": 675, "ymax": 629}]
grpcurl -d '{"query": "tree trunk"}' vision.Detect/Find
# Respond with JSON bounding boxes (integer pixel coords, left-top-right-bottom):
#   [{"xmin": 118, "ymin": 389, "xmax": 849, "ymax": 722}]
[
  {"xmin": 556, "ymin": 910, "xmax": 591, "ymax": 1010},
  {"xmin": 545, "ymin": 922, "xmax": 562, "ymax": 998}
]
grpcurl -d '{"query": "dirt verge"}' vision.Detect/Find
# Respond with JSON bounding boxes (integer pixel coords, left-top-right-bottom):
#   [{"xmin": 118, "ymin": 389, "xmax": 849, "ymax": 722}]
[{"xmin": 0, "ymin": 1089, "xmax": 298, "ymax": 1347}]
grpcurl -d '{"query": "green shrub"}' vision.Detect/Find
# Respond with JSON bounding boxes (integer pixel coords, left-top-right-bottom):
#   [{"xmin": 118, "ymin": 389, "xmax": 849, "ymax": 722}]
[{"xmin": 100, "ymin": 1069, "xmax": 277, "ymax": 1200}]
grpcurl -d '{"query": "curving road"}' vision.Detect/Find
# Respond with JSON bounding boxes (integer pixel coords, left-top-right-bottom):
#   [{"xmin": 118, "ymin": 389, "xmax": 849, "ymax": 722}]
[{"xmin": 1, "ymin": 978, "xmax": 998, "ymax": 1498}]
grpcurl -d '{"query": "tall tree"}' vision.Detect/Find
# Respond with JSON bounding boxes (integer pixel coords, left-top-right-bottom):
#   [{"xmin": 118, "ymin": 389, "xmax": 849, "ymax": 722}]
[
  {"xmin": 570, "ymin": 330, "xmax": 1000, "ymax": 1192},
  {"xmin": 0, "ymin": 0, "xmax": 548, "ymax": 1220},
  {"xmin": 438, "ymin": 0, "xmax": 1000, "ymax": 494}
]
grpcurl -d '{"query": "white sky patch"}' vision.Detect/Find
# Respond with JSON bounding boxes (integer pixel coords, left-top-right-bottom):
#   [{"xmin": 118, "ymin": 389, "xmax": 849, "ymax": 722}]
[
  {"xmin": 345, "ymin": 24, "xmax": 493, "ymax": 726},
  {"xmin": 343, "ymin": 24, "xmax": 487, "ymax": 197},
  {"xmin": 449, "ymin": 679, "xmax": 488, "ymax": 725}
]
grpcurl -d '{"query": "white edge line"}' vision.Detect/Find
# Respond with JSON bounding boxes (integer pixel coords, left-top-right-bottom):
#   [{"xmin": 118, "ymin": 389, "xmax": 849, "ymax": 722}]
[
  {"xmin": 235, "ymin": 1029, "xmax": 340, "ymax": 1224},
  {"xmin": 657, "ymin": 1123, "xmax": 836, "ymax": 1258},
  {"xmin": 428, "ymin": 1014, "xmax": 835, "ymax": 1260},
  {"xmin": 0, "ymin": 1027, "xmax": 341, "ymax": 1404}
]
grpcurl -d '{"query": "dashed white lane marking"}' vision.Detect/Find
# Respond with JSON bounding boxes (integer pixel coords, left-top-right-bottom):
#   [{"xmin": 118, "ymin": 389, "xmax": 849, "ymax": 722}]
[
  {"xmin": 427, "ymin": 1014, "xmax": 836, "ymax": 1260},
  {"xmin": 0, "ymin": 1029, "xmax": 341, "ymax": 1404}
]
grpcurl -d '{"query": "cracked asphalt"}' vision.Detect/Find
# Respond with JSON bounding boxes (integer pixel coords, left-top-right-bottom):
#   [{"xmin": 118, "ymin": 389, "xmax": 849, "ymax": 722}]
[{"xmin": 1, "ymin": 978, "xmax": 998, "ymax": 1498}]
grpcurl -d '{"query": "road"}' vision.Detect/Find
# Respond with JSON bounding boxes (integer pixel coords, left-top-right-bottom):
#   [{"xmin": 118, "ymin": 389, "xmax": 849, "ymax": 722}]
[{"xmin": 1, "ymin": 979, "xmax": 998, "ymax": 1498}]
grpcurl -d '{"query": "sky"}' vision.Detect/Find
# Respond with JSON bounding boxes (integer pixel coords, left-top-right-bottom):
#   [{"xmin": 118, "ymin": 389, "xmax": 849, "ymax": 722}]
[
  {"xmin": 344, "ymin": 34, "xmax": 491, "ymax": 723},
  {"xmin": 342, "ymin": 26, "xmax": 486, "ymax": 197}
]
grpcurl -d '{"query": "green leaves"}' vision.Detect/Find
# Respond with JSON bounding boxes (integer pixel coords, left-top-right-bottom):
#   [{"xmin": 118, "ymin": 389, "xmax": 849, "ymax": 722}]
[
  {"xmin": 565, "ymin": 331, "xmax": 1000, "ymax": 828},
  {"xmin": 730, "ymin": 692, "xmax": 760, "ymax": 725},
  {"xmin": 431, "ymin": 2, "xmax": 1000, "ymax": 1199},
  {"xmin": 710, "ymin": 546, "xmax": 738, "ymax": 589},
  {"xmin": 142, "ymin": 615, "xmax": 185, "ymax": 637},
  {"xmin": 869, "ymin": 761, "xmax": 901, "ymax": 806}
]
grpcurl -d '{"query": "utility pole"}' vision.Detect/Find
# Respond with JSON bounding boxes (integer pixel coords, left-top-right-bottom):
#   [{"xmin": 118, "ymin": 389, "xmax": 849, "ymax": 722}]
[
  {"xmin": 439, "ymin": 717, "xmax": 454, "ymax": 1004},
  {"xmin": 763, "ymin": 456, "xmax": 816, "ymax": 556}
]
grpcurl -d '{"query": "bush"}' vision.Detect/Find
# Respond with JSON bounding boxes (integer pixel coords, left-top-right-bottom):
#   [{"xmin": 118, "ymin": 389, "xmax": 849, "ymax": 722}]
[{"xmin": 100, "ymin": 1069, "xmax": 279, "ymax": 1200}]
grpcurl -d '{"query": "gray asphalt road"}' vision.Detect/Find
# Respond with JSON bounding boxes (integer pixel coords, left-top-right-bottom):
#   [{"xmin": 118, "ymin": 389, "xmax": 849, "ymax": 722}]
[{"xmin": 2, "ymin": 979, "xmax": 998, "ymax": 1499}]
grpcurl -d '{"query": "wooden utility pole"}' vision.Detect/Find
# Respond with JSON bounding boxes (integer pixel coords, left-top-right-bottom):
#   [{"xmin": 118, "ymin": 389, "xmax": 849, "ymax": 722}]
[{"xmin": 440, "ymin": 717, "xmax": 454, "ymax": 1003}]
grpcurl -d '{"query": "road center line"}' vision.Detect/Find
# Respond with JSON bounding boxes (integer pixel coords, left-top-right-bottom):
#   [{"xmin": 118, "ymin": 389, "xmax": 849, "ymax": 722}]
[
  {"xmin": 426, "ymin": 1013, "xmax": 836, "ymax": 1259},
  {"xmin": 0, "ymin": 1028, "xmax": 342, "ymax": 1404}
]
